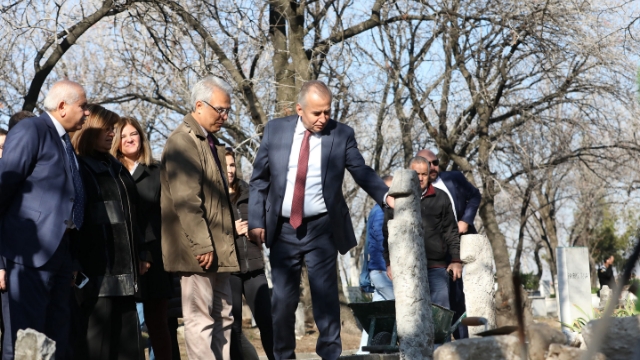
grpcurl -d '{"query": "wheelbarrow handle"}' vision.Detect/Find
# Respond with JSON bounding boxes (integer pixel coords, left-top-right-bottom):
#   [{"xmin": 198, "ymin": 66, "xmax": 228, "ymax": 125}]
[{"xmin": 461, "ymin": 317, "xmax": 488, "ymax": 328}]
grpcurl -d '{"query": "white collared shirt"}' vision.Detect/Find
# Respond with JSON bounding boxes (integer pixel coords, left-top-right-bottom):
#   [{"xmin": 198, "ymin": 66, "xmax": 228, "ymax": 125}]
[
  {"xmin": 46, "ymin": 111, "xmax": 78, "ymax": 168},
  {"xmin": 129, "ymin": 161, "xmax": 139, "ymax": 175},
  {"xmin": 281, "ymin": 117, "xmax": 326, "ymax": 217},
  {"xmin": 432, "ymin": 176, "xmax": 458, "ymax": 222}
]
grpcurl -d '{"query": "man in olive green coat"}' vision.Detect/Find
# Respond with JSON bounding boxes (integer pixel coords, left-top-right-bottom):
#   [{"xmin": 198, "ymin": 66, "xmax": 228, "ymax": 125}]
[{"xmin": 160, "ymin": 76, "xmax": 239, "ymax": 360}]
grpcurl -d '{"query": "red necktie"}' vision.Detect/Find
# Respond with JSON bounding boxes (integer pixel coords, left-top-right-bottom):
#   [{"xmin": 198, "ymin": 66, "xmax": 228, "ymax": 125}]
[{"xmin": 290, "ymin": 130, "xmax": 312, "ymax": 229}]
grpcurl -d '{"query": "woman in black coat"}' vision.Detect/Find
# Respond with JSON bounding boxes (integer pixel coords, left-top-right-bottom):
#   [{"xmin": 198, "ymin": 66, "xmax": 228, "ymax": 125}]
[
  {"xmin": 71, "ymin": 104, "xmax": 149, "ymax": 360},
  {"xmin": 226, "ymin": 147, "xmax": 275, "ymax": 360},
  {"xmin": 112, "ymin": 116, "xmax": 174, "ymax": 360}
]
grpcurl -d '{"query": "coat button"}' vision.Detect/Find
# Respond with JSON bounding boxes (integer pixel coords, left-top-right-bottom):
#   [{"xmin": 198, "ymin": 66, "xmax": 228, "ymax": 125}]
[
  {"xmin": 226, "ymin": 231, "xmax": 230, "ymax": 235},
  {"xmin": 70, "ymin": 197, "xmax": 74, "ymax": 202}
]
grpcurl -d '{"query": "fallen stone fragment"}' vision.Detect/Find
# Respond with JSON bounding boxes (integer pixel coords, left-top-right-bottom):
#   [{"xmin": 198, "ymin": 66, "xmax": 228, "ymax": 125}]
[
  {"xmin": 433, "ymin": 335, "xmax": 521, "ymax": 360},
  {"xmin": 527, "ymin": 323, "xmax": 569, "ymax": 360},
  {"xmin": 14, "ymin": 328, "xmax": 56, "ymax": 360},
  {"xmin": 545, "ymin": 343, "xmax": 606, "ymax": 360},
  {"xmin": 582, "ymin": 315, "xmax": 640, "ymax": 360}
]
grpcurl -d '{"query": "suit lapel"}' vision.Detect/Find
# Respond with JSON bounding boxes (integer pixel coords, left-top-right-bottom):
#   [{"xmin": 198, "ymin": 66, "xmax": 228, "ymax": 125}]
[
  {"xmin": 441, "ymin": 174, "xmax": 458, "ymax": 209},
  {"xmin": 43, "ymin": 113, "xmax": 73, "ymax": 179},
  {"xmin": 321, "ymin": 121, "xmax": 335, "ymax": 186},
  {"xmin": 132, "ymin": 163, "xmax": 146, "ymax": 182},
  {"xmin": 278, "ymin": 116, "xmax": 297, "ymax": 172}
]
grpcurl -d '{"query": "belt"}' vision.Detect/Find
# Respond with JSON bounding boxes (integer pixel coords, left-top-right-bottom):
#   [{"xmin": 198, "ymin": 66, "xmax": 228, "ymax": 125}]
[{"xmin": 281, "ymin": 212, "xmax": 328, "ymax": 223}]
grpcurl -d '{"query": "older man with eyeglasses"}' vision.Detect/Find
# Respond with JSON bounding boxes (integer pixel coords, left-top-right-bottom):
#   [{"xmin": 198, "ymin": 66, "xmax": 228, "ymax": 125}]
[
  {"xmin": 416, "ymin": 149, "xmax": 481, "ymax": 339},
  {"xmin": 160, "ymin": 76, "xmax": 239, "ymax": 360}
]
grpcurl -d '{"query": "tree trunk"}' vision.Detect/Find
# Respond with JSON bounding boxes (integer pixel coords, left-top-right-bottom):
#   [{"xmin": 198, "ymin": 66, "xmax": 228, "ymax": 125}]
[{"xmin": 479, "ymin": 195, "xmax": 532, "ymax": 326}]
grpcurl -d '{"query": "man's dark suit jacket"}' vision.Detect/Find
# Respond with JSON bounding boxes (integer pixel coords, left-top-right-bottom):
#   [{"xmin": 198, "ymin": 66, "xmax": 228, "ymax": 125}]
[
  {"xmin": 439, "ymin": 171, "xmax": 481, "ymax": 233},
  {"xmin": 0, "ymin": 113, "xmax": 76, "ymax": 267},
  {"xmin": 249, "ymin": 115, "xmax": 388, "ymax": 255}
]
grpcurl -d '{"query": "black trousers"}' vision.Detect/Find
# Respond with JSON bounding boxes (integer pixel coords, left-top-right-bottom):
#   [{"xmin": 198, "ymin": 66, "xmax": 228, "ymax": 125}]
[
  {"xmin": 270, "ymin": 214, "xmax": 341, "ymax": 360},
  {"xmin": 229, "ymin": 269, "xmax": 274, "ymax": 360},
  {"xmin": 74, "ymin": 296, "xmax": 143, "ymax": 360}
]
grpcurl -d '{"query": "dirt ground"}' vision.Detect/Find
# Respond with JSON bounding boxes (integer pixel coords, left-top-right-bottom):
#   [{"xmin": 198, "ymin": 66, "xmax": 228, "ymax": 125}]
[
  {"xmin": 146, "ymin": 320, "xmax": 362, "ymax": 359},
  {"xmin": 243, "ymin": 321, "xmax": 362, "ymax": 357},
  {"xmin": 145, "ymin": 317, "xmax": 559, "ymax": 359}
]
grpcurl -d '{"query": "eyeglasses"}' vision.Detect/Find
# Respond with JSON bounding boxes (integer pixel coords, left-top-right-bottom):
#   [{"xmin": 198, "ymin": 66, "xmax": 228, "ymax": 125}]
[
  {"xmin": 202, "ymin": 100, "xmax": 232, "ymax": 116},
  {"xmin": 429, "ymin": 159, "xmax": 440, "ymax": 167}
]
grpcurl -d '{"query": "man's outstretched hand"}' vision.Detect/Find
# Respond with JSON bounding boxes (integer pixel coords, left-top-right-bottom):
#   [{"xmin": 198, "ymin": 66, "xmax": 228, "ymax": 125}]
[
  {"xmin": 248, "ymin": 228, "xmax": 265, "ymax": 245},
  {"xmin": 386, "ymin": 195, "xmax": 395, "ymax": 209}
]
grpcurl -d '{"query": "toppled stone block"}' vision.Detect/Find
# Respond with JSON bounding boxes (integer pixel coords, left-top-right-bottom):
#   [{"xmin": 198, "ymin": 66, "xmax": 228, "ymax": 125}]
[
  {"xmin": 545, "ymin": 344, "xmax": 606, "ymax": 360},
  {"xmin": 527, "ymin": 323, "xmax": 568, "ymax": 360},
  {"xmin": 582, "ymin": 315, "xmax": 640, "ymax": 360},
  {"xmin": 14, "ymin": 328, "xmax": 56, "ymax": 360},
  {"xmin": 433, "ymin": 335, "xmax": 521, "ymax": 360}
]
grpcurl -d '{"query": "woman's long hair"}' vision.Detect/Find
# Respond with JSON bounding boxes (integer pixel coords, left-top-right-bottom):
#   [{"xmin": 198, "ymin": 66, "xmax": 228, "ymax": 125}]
[
  {"xmin": 225, "ymin": 147, "xmax": 242, "ymax": 203},
  {"xmin": 72, "ymin": 104, "xmax": 120, "ymax": 156},
  {"xmin": 111, "ymin": 116, "xmax": 154, "ymax": 165}
]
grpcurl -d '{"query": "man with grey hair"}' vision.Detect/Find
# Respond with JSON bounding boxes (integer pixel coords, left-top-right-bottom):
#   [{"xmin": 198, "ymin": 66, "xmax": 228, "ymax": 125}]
[
  {"xmin": 416, "ymin": 149, "xmax": 481, "ymax": 339},
  {"xmin": 160, "ymin": 76, "xmax": 239, "ymax": 360},
  {"xmin": 249, "ymin": 80, "xmax": 394, "ymax": 360},
  {"xmin": 0, "ymin": 80, "xmax": 88, "ymax": 359},
  {"xmin": 383, "ymin": 156, "xmax": 461, "ymax": 310}
]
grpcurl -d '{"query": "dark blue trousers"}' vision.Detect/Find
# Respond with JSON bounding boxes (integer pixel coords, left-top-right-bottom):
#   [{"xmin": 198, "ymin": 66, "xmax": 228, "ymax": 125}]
[
  {"xmin": 2, "ymin": 236, "xmax": 73, "ymax": 360},
  {"xmin": 450, "ymin": 277, "xmax": 468, "ymax": 339},
  {"xmin": 269, "ymin": 214, "xmax": 341, "ymax": 360}
]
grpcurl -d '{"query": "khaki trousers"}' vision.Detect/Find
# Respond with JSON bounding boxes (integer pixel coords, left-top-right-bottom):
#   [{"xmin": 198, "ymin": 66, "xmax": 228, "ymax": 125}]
[{"xmin": 181, "ymin": 272, "xmax": 233, "ymax": 360}]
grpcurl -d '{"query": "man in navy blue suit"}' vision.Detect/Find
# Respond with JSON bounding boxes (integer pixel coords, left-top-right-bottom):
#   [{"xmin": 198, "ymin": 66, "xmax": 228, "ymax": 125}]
[
  {"xmin": 0, "ymin": 80, "xmax": 88, "ymax": 359},
  {"xmin": 417, "ymin": 149, "xmax": 481, "ymax": 339},
  {"xmin": 248, "ymin": 81, "xmax": 393, "ymax": 360}
]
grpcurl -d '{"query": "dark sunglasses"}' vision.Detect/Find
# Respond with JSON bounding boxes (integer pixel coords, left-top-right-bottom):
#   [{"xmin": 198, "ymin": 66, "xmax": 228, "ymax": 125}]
[{"xmin": 429, "ymin": 159, "xmax": 440, "ymax": 167}]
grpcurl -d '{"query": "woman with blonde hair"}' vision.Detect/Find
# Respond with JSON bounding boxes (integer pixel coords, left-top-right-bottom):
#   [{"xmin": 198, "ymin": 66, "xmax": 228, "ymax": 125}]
[
  {"xmin": 112, "ymin": 116, "xmax": 174, "ymax": 360},
  {"xmin": 72, "ymin": 104, "xmax": 149, "ymax": 360}
]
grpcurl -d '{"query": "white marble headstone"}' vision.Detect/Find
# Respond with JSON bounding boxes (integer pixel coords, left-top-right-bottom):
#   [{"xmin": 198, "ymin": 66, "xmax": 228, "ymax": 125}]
[{"xmin": 556, "ymin": 247, "xmax": 592, "ymax": 329}]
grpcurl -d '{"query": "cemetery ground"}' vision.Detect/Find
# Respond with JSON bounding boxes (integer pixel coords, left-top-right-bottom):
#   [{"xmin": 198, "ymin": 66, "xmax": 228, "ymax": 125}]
[{"xmin": 142, "ymin": 318, "xmax": 363, "ymax": 360}]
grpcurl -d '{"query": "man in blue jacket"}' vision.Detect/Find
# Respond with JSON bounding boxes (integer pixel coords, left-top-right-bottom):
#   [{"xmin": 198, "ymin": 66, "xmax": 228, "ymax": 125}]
[
  {"xmin": 367, "ymin": 175, "xmax": 395, "ymax": 301},
  {"xmin": 0, "ymin": 80, "xmax": 88, "ymax": 359},
  {"xmin": 417, "ymin": 149, "xmax": 481, "ymax": 339}
]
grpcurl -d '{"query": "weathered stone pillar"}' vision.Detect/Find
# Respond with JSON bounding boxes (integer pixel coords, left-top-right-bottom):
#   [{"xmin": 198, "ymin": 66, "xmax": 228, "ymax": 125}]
[
  {"xmin": 460, "ymin": 234, "xmax": 497, "ymax": 337},
  {"xmin": 388, "ymin": 169, "xmax": 433, "ymax": 360}
]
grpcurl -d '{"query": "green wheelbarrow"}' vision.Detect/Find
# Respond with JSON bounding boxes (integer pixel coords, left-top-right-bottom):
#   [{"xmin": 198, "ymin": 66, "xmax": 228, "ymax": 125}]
[{"xmin": 348, "ymin": 300, "xmax": 466, "ymax": 353}]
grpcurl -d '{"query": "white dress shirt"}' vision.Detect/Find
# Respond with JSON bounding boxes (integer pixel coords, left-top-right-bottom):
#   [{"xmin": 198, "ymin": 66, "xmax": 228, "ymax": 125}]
[
  {"xmin": 47, "ymin": 111, "xmax": 78, "ymax": 168},
  {"xmin": 281, "ymin": 117, "xmax": 327, "ymax": 218},
  {"xmin": 432, "ymin": 176, "xmax": 458, "ymax": 222}
]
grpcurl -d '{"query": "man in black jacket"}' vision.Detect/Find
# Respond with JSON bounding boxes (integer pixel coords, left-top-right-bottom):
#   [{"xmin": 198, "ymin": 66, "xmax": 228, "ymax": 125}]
[{"xmin": 383, "ymin": 156, "xmax": 461, "ymax": 309}]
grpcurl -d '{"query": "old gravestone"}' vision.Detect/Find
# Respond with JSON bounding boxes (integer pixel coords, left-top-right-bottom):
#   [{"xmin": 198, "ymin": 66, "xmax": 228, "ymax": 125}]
[
  {"xmin": 459, "ymin": 234, "xmax": 496, "ymax": 337},
  {"xmin": 387, "ymin": 169, "xmax": 434, "ymax": 360},
  {"xmin": 556, "ymin": 247, "xmax": 592, "ymax": 330}
]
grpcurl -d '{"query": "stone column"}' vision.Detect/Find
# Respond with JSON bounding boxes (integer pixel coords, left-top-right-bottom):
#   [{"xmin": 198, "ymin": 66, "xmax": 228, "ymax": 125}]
[
  {"xmin": 388, "ymin": 169, "xmax": 433, "ymax": 360},
  {"xmin": 460, "ymin": 234, "xmax": 497, "ymax": 337},
  {"xmin": 556, "ymin": 247, "xmax": 592, "ymax": 330}
]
